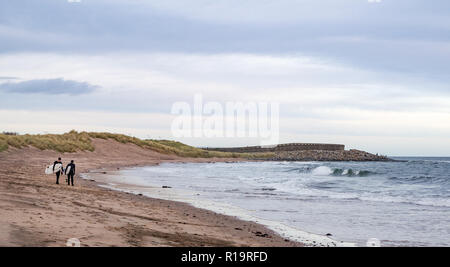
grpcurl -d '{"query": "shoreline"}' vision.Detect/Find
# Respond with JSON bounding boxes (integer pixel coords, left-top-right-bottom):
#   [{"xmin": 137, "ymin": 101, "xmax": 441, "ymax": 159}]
[
  {"xmin": 0, "ymin": 139, "xmax": 301, "ymax": 247},
  {"xmin": 84, "ymin": 163, "xmax": 356, "ymax": 247}
]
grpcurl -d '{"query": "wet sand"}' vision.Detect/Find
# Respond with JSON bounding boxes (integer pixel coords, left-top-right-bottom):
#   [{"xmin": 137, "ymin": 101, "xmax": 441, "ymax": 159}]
[{"xmin": 0, "ymin": 138, "xmax": 301, "ymax": 247}]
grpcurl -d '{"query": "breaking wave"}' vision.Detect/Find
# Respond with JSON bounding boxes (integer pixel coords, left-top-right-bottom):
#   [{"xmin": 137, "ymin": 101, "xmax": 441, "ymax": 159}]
[{"xmin": 310, "ymin": 166, "xmax": 375, "ymax": 177}]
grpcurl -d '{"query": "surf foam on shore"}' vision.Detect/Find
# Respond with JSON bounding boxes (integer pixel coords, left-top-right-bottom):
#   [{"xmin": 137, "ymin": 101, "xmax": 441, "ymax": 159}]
[{"xmin": 82, "ymin": 169, "xmax": 356, "ymax": 247}]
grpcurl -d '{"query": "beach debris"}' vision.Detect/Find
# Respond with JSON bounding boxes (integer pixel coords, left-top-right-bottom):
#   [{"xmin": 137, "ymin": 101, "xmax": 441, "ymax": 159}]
[
  {"xmin": 162, "ymin": 186, "xmax": 172, "ymax": 188},
  {"xmin": 234, "ymin": 227, "xmax": 243, "ymax": 231},
  {"xmin": 254, "ymin": 231, "xmax": 270, "ymax": 238},
  {"xmin": 326, "ymin": 233, "xmax": 333, "ymax": 236}
]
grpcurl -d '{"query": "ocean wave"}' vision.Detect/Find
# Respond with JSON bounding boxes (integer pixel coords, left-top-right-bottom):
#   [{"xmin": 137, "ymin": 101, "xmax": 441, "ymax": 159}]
[
  {"xmin": 298, "ymin": 190, "xmax": 450, "ymax": 208},
  {"xmin": 358, "ymin": 195, "xmax": 450, "ymax": 208},
  {"xmin": 311, "ymin": 166, "xmax": 375, "ymax": 177},
  {"xmin": 261, "ymin": 183, "xmax": 450, "ymax": 208},
  {"xmin": 312, "ymin": 166, "xmax": 334, "ymax": 176},
  {"xmin": 284, "ymin": 167, "xmax": 314, "ymax": 173},
  {"xmin": 308, "ymin": 190, "xmax": 450, "ymax": 208},
  {"xmin": 388, "ymin": 175, "xmax": 449, "ymax": 185},
  {"xmin": 259, "ymin": 178, "xmax": 450, "ymax": 208},
  {"xmin": 332, "ymin": 168, "xmax": 374, "ymax": 177},
  {"xmin": 308, "ymin": 181, "xmax": 339, "ymax": 189}
]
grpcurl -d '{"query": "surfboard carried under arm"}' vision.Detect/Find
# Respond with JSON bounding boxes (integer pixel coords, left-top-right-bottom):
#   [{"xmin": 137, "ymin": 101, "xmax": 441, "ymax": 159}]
[
  {"xmin": 45, "ymin": 163, "xmax": 63, "ymax": 175},
  {"xmin": 65, "ymin": 166, "xmax": 71, "ymax": 175}
]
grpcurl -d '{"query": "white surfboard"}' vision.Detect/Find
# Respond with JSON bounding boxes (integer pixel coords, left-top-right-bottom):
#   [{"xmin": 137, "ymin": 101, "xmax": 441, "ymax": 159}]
[
  {"xmin": 66, "ymin": 165, "xmax": 71, "ymax": 175},
  {"xmin": 45, "ymin": 163, "xmax": 63, "ymax": 175}
]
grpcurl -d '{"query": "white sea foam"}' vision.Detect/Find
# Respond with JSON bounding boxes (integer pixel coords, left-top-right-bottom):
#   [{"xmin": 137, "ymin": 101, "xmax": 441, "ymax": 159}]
[
  {"xmin": 84, "ymin": 171, "xmax": 355, "ymax": 247},
  {"xmin": 312, "ymin": 166, "xmax": 333, "ymax": 176}
]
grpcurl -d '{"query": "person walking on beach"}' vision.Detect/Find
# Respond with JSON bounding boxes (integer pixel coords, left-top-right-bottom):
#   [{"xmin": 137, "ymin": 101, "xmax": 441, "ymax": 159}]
[
  {"xmin": 53, "ymin": 157, "xmax": 63, "ymax": 185},
  {"xmin": 65, "ymin": 160, "xmax": 76, "ymax": 186}
]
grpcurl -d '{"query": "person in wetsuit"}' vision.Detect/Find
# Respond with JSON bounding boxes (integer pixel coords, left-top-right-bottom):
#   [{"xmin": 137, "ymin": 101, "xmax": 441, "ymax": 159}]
[
  {"xmin": 65, "ymin": 160, "xmax": 76, "ymax": 186},
  {"xmin": 53, "ymin": 157, "xmax": 63, "ymax": 184}
]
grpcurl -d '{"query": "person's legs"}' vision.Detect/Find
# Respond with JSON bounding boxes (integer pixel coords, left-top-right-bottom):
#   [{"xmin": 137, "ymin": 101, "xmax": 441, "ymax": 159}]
[
  {"xmin": 69, "ymin": 174, "xmax": 74, "ymax": 186},
  {"xmin": 56, "ymin": 172, "xmax": 60, "ymax": 184},
  {"xmin": 67, "ymin": 174, "xmax": 70, "ymax": 185}
]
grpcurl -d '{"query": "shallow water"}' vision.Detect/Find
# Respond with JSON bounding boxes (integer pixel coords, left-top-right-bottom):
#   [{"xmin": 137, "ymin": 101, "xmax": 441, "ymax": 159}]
[{"xmin": 101, "ymin": 157, "xmax": 450, "ymax": 246}]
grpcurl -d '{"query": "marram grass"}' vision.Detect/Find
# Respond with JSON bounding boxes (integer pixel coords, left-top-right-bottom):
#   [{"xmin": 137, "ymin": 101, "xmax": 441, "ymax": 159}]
[
  {"xmin": 0, "ymin": 131, "xmax": 274, "ymax": 159},
  {"xmin": 0, "ymin": 131, "xmax": 94, "ymax": 153}
]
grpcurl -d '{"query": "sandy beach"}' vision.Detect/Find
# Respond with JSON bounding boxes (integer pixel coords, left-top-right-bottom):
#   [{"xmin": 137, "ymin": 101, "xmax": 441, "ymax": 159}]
[{"xmin": 0, "ymin": 138, "xmax": 301, "ymax": 247}]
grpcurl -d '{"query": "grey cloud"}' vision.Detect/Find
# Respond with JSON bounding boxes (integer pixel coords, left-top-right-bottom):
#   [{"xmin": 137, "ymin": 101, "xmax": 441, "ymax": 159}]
[
  {"xmin": 0, "ymin": 0, "xmax": 449, "ymax": 87},
  {"xmin": 0, "ymin": 78, "xmax": 98, "ymax": 95}
]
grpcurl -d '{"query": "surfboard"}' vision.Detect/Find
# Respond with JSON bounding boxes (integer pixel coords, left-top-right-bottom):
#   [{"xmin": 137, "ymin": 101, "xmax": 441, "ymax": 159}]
[
  {"xmin": 45, "ymin": 163, "xmax": 63, "ymax": 175},
  {"xmin": 66, "ymin": 166, "xmax": 71, "ymax": 175}
]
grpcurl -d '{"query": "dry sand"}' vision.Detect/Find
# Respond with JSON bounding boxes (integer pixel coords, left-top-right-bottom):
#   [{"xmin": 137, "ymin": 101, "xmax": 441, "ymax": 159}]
[{"xmin": 0, "ymin": 138, "xmax": 301, "ymax": 247}]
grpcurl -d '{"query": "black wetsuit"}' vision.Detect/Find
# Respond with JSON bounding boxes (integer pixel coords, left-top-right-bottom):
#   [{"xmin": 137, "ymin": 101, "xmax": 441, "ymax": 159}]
[
  {"xmin": 53, "ymin": 161, "xmax": 63, "ymax": 184},
  {"xmin": 53, "ymin": 160, "xmax": 62, "ymax": 184},
  {"xmin": 65, "ymin": 163, "xmax": 76, "ymax": 186}
]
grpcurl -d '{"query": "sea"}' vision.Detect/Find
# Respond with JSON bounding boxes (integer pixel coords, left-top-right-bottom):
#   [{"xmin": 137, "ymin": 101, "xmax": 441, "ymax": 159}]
[{"xmin": 88, "ymin": 157, "xmax": 450, "ymax": 247}]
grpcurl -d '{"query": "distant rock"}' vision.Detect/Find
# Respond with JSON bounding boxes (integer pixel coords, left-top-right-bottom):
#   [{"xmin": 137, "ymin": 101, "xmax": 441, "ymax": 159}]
[{"xmin": 272, "ymin": 149, "xmax": 392, "ymax": 162}]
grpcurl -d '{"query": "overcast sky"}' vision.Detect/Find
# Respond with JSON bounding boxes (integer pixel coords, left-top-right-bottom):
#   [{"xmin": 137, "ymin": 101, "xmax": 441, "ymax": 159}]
[{"xmin": 1, "ymin": 0, "xmax": 449, "ymax": 156}]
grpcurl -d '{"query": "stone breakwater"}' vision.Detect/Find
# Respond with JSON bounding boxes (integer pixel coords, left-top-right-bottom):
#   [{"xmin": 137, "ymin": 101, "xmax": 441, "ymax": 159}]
[
  {"xmin": 203, "ymin": 142, "xmax": 392, "ymax": 161},
  {"xmin": 205, "ymin": 143, "xmax": 345, "ymax": 153},
  {"xmin": 272, "ymin": 149, "xmax": 391, "ymax": 162}
]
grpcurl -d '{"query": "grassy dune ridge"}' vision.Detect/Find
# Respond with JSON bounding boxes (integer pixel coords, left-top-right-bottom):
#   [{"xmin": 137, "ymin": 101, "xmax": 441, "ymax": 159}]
[{"xmin": 0, "ymin": 131, "xmax": 273, "ymax": 159}]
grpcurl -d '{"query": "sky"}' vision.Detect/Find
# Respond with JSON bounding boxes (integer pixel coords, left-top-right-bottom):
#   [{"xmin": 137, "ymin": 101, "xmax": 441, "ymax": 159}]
[{"xmin": 0, "ymin": 0, "xmax": 449, "ymax": 156}]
